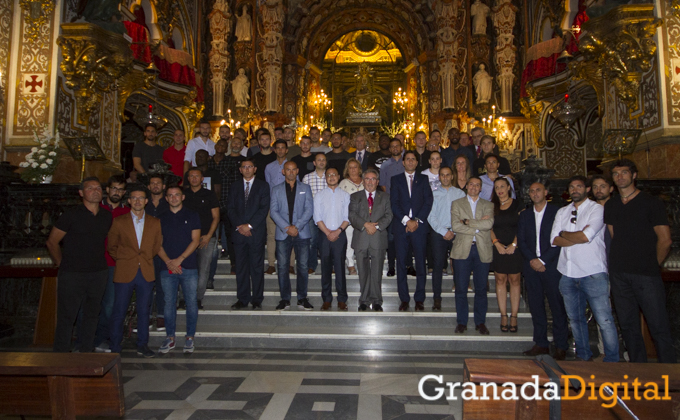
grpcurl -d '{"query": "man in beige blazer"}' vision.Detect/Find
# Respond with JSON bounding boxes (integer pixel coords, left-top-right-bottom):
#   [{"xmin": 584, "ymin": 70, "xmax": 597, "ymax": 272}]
[
  {"xmin": 107, "ymin": 186, "xmax": 162, "ymax": 357},
  {"xmin": 450, "ymin": 176, "xmax": 494, "ymax": 335}
]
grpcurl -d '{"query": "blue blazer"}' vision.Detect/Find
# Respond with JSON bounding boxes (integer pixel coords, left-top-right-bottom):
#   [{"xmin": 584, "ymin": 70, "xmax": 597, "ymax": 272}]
[
  {"xmin": 390, "ymin": 172, "xmax": 433, "ymax": 235},
  {"xmin": 351, "ymin": 150, "xmax": 370, "ymax": 172},
  {"xmin": 226, "ymin": 178, "xmax": 270, "ymax": 244},
  {"xmin": 517, "ymin": 202, "xmax": 560, "ymax": 268},
  {"xmin": 270, "ymin": 181, "xmax": 314, "ymax": 240}
]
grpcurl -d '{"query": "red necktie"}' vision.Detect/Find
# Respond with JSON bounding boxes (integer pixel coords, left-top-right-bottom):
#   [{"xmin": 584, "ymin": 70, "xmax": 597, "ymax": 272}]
[{"xmin": 368, "ymin": 192, "xmax": 373, "ymax": 215}]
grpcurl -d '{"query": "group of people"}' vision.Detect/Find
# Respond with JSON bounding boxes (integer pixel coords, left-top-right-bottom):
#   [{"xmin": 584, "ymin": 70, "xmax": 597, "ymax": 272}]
[{"xmin": 46, "ymin": 122, "xmax": 676, "ymax": 364}]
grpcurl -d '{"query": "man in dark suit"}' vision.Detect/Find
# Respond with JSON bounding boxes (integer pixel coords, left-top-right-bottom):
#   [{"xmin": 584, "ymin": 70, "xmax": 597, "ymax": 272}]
[
  {"xmin": 517, "ymin": 181, "xmax": 568, "ymax": 359},
  {"xmin": 390, "ymin": 151, "xmax": 434, "ymax": 311},
  {"xmin": 350, "ymin": 133, "xmax": 370, "ymax": 173},
  {"xmin": 227, "ymin": 159, "xmax": 271, "ymax": 310},
  {"xmin": 349, "ymin": 169, "xmax": 393, "ymax": 311}
]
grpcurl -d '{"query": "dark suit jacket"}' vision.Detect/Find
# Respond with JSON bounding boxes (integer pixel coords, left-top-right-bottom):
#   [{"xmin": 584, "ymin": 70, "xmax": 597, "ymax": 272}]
[
  {"xmin": 227, "ymin": 178, "xmax": 270, "ymax": 244},
  {"xmin": 107, "ymin": 213, "xmax": 162, "ymax": 283},
  {"xmin": 517, "ymin": 202, "xmax": 560, "ymax": 268},
  {"xmin": 389, "ymin": 172, "xmax": 433, "ymax": 235},
  {"xmin": 351, "ymin": 150, "xmax": 370, "ymax": 172},
  {"xmin": 349, "ymin": 190, "xmax": 393, "ymax": 250}
]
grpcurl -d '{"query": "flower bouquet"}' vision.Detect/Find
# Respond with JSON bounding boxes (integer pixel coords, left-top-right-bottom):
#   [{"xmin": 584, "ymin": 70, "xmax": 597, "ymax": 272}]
[{"xmin": 19, "ymin": 127, "xmax": 61, "ymax": 183}]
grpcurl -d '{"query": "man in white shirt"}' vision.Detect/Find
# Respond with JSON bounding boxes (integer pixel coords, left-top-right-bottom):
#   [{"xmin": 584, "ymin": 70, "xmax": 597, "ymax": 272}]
[
  {"xmin": 550, "ymin": 175, "xmax": 619, "ymax": 362},
  {"xmin": 184, "ymin": 122, "xmax": 216, "ymax": 174}
]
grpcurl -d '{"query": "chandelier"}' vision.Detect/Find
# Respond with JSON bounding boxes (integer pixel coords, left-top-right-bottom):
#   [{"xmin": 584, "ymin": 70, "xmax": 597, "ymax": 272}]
[
  {"xmin": 550, "ymin": 94, "xmax": 585, "ymax": 130},
  {"xmin": 133, "ymin": 62, "xmax": 168, "ymax": 130}
]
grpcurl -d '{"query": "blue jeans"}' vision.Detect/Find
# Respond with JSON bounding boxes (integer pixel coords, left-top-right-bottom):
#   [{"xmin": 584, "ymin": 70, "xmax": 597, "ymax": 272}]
[
  {"xmin": 559, "ymin": 272, "xmax": 619, "ymax": 362},
  {"xmin": 276, "ymin": 236, "xmax": 310, "ymax": 301},
  {"xmin": 196, "ymin": 236, "xmax": 217, "ymax": 300},
  {"xmin": 93, "ymin": 266, "xmax": 116, "ymax": 347},
  {"xmin": 308, "ymin": 220, "xmax": 319, "ymax": 271},
  {"xmin": 453, "ymin": 245, "xmax": 490, "ymax": 326},
  {"xmin": 110, "ymin": 269, "xmax": 154, "ymax": 352},
  {"xmin": 161, "ymin": 269, "xmax": 198, "ymax": 338}
]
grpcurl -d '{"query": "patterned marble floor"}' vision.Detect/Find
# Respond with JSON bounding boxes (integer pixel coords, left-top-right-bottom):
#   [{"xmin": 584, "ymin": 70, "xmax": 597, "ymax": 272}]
[{"xmin": 118, "ymin": 348, "xmax": 517, "ymax": 420}]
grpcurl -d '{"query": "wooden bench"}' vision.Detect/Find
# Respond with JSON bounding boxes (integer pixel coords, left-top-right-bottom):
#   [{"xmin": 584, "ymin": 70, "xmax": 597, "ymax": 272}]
[
  {"xmin": 461, "ymin": 358, "xmax": 680, "ymax": 419},
  {"xmin": 0, "ymin": 352, "xmax": 125, "ymax": 419}
]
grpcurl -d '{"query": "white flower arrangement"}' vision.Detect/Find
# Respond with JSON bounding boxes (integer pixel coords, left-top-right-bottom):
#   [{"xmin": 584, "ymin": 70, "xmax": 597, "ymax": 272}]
[{"xmin": 19, "ymin": 126, "xmax": 61, "ymax": 183}]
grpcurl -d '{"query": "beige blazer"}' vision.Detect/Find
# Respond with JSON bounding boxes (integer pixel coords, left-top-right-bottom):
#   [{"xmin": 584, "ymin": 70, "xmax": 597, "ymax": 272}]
[{"xmin": 450, "ymin": 196, "xmax": 494, "ymax": 263}]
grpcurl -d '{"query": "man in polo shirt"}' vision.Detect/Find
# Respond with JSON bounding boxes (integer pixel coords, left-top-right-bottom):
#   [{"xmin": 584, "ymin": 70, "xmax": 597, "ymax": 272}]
[
  {"xmin": 158, "ymin": 185, "xmax": 201, "ymax": 354},
  {"xmin": 184, "ymin": 121, "xmax": 216, "ymax": 175},
  {"xmin": 184, "ymin": 168, "xmax": 220, "ymax": 309},
  {"xmin": 47, "ymin": 177, "xmax": 112, "ymax": 353}
]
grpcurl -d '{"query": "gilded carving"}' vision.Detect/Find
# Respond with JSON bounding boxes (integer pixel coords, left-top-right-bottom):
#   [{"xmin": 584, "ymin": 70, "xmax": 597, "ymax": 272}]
[
  {"xmin": 493, "ymin": 0, "xmax": 517, "ymax": 113},
  {"xmin": 0, "ymin": 0, "xmax": 13, "ymax": 146},
  {"xmin": 19, "ymin": 0, "xmax": 55, "ymax": 44},
  {"xmin": 208, "ymin": 0, "xmax": 232, "ymax": 116},
  {"xmin": 257, "ymin": 0, "xmax": 284, "ymax": 113},
  {"xmin": 116, "ymin": 69, "xmax": 155, "ymax": 121},
  {"xmin": 520, "ymin": 95, "xmax": 548, "ymax": 148}
]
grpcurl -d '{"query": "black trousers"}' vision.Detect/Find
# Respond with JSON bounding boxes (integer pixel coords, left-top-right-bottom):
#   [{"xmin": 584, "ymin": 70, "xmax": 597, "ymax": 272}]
[
  {"xmin": 431, "ymin": 231, "xmax": 453, "ymax": 300},
  {"xmin": 320, "ymin": 231, "xmax": 348, "ymax": 303},
  {"xmin": 53, "ymin": 269, "xmax": 108, "ymax": 353},
  {"xmin": 524, "ymin": 263, "xmax": 569, "ymax": 350},
  {"xmin": 610, "ymin": 272, "xmax": 677, "ymax": 363},
  {"xmin": 233, "ymin": 236, "xmax": 266, "ymax": 305}
]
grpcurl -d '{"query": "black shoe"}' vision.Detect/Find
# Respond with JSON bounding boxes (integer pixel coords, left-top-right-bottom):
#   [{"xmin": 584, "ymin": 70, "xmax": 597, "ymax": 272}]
[
  {"xmin": 386, "ymin": 269, "xmax": 395, "ymax": 277},
  {"xmin": 252, "ymin": 303, "xmax": 262, "ymax": 310},
  {"xmin": 231, "ymin": 301, "xmax": 247, "ymax": 310},
  {"xmin": 359, "ymin": 304, "xmax": 368, "ymax": 311},
  {"xmin": 276, "ymin": 300, "xmax": 290, "ymax": 311},
  {"xmin": 372, "ymin": 304, "xmax": 383, "ymax": 312},
  {"xmin": 178, "ymin": 299, "xmax": 186, "ymax": 310},
  {"xmin": 523, "ymin": 345, "xmax": 549, "ymax": 357},
  {"xmin": 406, "ymin": 266, "xmax": 417, "ymax": 276},
  {"xmin": 137, "ymin": 345, "xmax": 156, "ymax": 358},
  {"xmin": 206, "ymin": 281, "xmax": 214, "ymax": 290},
  {"xmin": 197, "ymin": 300, "xmax": 204, "ymax": 310},
  {"xmin": 554, "ymin": 348, "xmax": 567, "ymax": 360},
  {"xmin": 297, "ymin": 298, "xmax": 314, "ymax": 310}
]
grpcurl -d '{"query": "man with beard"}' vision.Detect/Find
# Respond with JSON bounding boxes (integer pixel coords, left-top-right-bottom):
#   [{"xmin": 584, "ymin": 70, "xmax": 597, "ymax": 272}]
[
  {"xmin": 134, "ymin": 124, "xmax": 165, "ymax": 173},
  {"xmin": 441, "ymin": 128, "xmax": 475, "ymax": 169},
  {"xmin": 379, "ymin": 139, "xmax": 404, "ymax": 193},
  {"xmin": 284, "ymin": 127, "xmax": 301, "ymax": 159},
  {"xmin": 291, "ymin": 136, "xmax": 315, "ymax": 179},
  {"xmin": 47, "ymin": 177, "xmax": 112, "ymax": 352},
  {"xmin": 605, "ymin": 159, "xmax": 675, "ymax": 363},
  {"xmin": 590, "ymin": 175, "xmax": 614, "ymax": 253},
  {"xmin": 251, "ymin": 130, "xmax": 277, "ymax": 182},
  {"xmin": 551, "ymin": 176, "xmax": 619, "ymax": 362},
  {"xmin": 218, "ymin": 125, "xmax": 232, "ymax": 152},
  {"xmin": 145, "ymin": 175, "xmax": 169, "ymax": 331},
  {"xmin": 184, "ymin": 121, "xmax": 216, "ymax": 174},
  {"xmin": 326, "ymin": 132, "xmax": 352, "ymax": 177},
  {"xmin": 310, "ymin": 127, "xmax": 332, "ymax": 153},
  {"xmin": 218, "ymin": 136, "xmax": 246, "ymax": 267},
  {"xmin": 429, "ymin": 129, "xmax": 442, "ymax": 149},
  {"xmin": 163, "ymin": 129, "xmax": 187, "ymax": 180},
  {"xmin": 367, "ymin": 134, "xmax": 391, "ymax": 171}
]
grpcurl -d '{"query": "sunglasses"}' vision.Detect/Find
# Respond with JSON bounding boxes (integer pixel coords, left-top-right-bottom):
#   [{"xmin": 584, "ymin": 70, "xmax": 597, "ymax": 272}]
[{"xmin": 570, "ymin": 210, "xmax": 577, "ymax": 224}]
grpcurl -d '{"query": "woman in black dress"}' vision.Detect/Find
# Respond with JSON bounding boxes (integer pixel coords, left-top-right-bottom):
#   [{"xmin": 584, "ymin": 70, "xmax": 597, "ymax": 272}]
[{"xmin": 490, "ymin": 177, "xmax": 523, "ymax": 332}]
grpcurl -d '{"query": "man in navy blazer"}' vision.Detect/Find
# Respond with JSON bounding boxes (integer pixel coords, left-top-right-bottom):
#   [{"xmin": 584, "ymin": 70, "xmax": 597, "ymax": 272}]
[
  {"xmin": 350, "ymin": 133, "xmax": 370, "ymax": 173},
  {"xmin": 390, "ymin": 151, "xmax": 434, "ymax": 311},
  {"xmin": 270, "ymin": 161, "xmax": 315, "ymax": 310},
  {"xmin": 517, "ymin": 181, "xmax": 568, "ymax": 359},
  {"xmin": 227, "ymin": 159, "xmax": 270, "ymax": 310}
]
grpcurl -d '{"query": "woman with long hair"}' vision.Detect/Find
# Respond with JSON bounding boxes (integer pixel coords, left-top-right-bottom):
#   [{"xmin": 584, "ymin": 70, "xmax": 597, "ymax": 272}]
[
  {"xmin": 452, "ymin": 154, "xmax": 472, "ymax": 192},
  {"xmin": 490, "ymin": 177, "xmax": 523, "ymax": 333},
  {"xmin": 339, "ymin": 158, "xmax": 364, "ymax": 275}
]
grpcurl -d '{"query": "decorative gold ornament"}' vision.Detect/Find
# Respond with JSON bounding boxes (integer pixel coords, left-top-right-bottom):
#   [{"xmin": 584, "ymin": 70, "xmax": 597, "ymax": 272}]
[
  {"xmin": 520, "ymin": 96, "xmax": 548, "ymax": 148},
  {"xmin": 116, "ymin": 69, "xmax": 156, "ymax": 121},
  {"xmin": 577, "ymin": 5, "xmax": 661, "ymax": 110},
  {"xmin": 57, "ymin": 23, "xmax": 133, "ymax": 125},
  {"xmin": 19, "ymin": 0, "xmax": 55, "ymax": 43}
]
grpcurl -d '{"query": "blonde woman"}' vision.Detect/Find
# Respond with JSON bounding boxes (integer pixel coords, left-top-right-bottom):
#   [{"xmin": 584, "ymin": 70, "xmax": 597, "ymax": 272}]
[{"xmin": 339, "ymin": 158, "xmax": 364, "ymax": 275}]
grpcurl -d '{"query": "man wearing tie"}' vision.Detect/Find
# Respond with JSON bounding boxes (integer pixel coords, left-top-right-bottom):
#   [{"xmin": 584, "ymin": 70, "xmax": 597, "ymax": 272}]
[
  {"xmin": 349, "ymin": 169, "xmax": 393, "ymax": 311},
  {"xmin": 450, "ymin": 177, "xmax": 494, "ymax": 334},
  {"xmin": 227, "ymin": 160, "xmax": 270, "ymax": 310},
  {"xmin": 390, "ymin": 151, "xmax": 434, "ymax": 311},
  {"xmin": 351, "ymin": 133, "xmax": 370, "ymax": 172}
]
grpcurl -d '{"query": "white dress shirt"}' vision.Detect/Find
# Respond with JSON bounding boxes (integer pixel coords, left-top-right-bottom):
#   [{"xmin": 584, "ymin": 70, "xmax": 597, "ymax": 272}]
[
  {"xmin": 467, "ymin": 194, "xmax": 481, "ymax": 241},
  {"xmin": 132, "ymin": 211, "xmax": 145, "ymax": 248},
  {"xmin": 185, "ymin": 136, "xmax": 216, "ymax": 166},
  {"xmin": 550, "ymin": 199, "xmax": 607, "ymax": 277},
  {"xmin": 400, "ymin": 171, "xmax": 417, "ymax": 225},
  {"xmin": 355, "ymin": 149, "xmax": 366, "ymax": 164},
  {"xmin": 534, "ymin": 204, "xmax": 546, "ymax": 262}
]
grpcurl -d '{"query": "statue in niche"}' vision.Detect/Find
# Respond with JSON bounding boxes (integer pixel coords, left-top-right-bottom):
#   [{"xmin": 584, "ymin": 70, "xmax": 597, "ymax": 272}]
[
  {"xmin": 473, "ymin": 64, "xmax": 493, "ymax": 104},
  {"xmin": 78, "ymin": 0, "xmax": 126, "ymax": 33},
  {"xmin": 470, "ymin": 0, "xmax": 490, "ymax": 35},
  {"xmin": 232, "ymin": 68, "xmax": 250, "ymax": 107},
  {"xmin": 235, "ymin": 5, "xmax": 252, "ymax": 42}
]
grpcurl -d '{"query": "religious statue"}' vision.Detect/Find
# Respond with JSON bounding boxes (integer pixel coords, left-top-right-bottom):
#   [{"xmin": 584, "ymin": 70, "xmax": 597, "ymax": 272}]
[
  {"xmin": 232, "ymin": 68, "xmax": 250, "ymax": 107},
  {"xmin": 235, "ymin": 6, "xmax": 252, "ymax": 42},
  {"xmin": 344, "ymin": 63, "xmax": 387, "ymax": 123},
  {"xmin": 470, "ymin": 0, "xmax": 490, "ymax": 35},
  {"xmin": 473, "ymin": 64, "xmax": 493, "ymax": 104},
  {"xmin": 79, "ymin": 0, "xmax": 126, "ymax": 33}
]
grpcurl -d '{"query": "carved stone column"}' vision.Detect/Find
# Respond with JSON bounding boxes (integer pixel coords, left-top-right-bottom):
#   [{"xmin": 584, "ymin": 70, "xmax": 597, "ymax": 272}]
[
  {"xmin": 208, "ymin": 0, "xmax": 232, "ymax": 117},
  {"xmin": 435, "ymin": 0, "xmax": 461, "ymax": 111},
  {"xmin": 257, "ymin": 0, "xmax": 284, "ymax": 113},
  {"xmin": 492, "ymin": 0, "xmax": 517, "ymax": 113}
]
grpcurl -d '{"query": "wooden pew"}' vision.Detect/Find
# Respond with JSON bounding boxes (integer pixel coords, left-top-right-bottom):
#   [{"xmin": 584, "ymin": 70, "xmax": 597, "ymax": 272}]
[
  {"xmin": 461, "ymin": 358, "xmax": 680, "ymax": 419},
  {"xmin": 0, "ymin": 352, "xmax": 125, "ymax": 420}
]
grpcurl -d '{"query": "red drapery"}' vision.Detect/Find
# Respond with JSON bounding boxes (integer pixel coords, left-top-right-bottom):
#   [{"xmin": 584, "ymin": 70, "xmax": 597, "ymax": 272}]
[{"xmin": 123, "ymin": 21, "xmax": 152, "ymax": 63}]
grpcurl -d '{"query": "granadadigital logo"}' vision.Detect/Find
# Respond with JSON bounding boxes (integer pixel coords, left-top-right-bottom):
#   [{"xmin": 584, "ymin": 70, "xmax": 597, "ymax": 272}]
[{"xmin": 418, "ymin": 374, "xmax": 672, "ymax": 408}]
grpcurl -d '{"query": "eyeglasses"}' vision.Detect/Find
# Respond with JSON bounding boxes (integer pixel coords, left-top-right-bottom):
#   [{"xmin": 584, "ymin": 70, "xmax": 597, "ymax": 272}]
[{"xmin": 570, "ymin": 210, "xmax": 577, "ymax": 224}]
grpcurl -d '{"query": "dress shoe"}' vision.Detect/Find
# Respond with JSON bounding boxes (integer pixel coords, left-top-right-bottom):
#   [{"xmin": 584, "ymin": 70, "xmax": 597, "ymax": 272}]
[
  {"xmin": 523, "ymin": 345, "xmax": 549, "ymax": 357},
  {"xmin": 358, "ymin": 304, "xmax": 368, "ymax": 311},
  {"xmin": 265, "ymin": 266, "xmax": 276, "ymax": 275},
  {"xmin": 206, "ymin": 281, "xmax": 214, "ymax": 290},
  {"xmin": 455, "ymin": 324, "xmax": 467, "ymax": 334},
  {"xmin": 338, "ymin": 302, "xmax": 348, "ymax": 311},
  {"xmin": 398, "ymin": 301, "xmax": 409, "ymax": 312},
  {"xmin": 406, "ymin": 266, "xmax": 417, "ymax": 276},
  {"xmin": 231, "ymin": 301, "xmax": 247, "ymax": 310},
  {"xmin": 197, "ymin": 300, "xmax": 204, "ymax": 310},
  {"xmin": 348, "ymin": 266, "xmax": 357, "ymax": 275},
  {"xmin": 414, "ymin": 301, "xmax": 424, "ymax": 311},
  {"xmin": 289, "ymin": 266, "xmax": 295, "ymax": 274},
  {"xmin": 321, "ymin": 302, "xmax": 332, "ymax": 311},
  {"xmin": 386, "ymin": 269, "xmax": 395, "ymax": 277},
  {"xmin": 252, "ymin": 303, "xmax": 262, "ymax": 310},
  {"xmin": 372, "ymin": 304, "xmax": 383, "ymax": 312},
  {"xmin": 432, "ymin": 299, "xmax": 442, "ymax": 311},
  {"xmin": 554, "ymin": 348, "xmax": 567, "ymax": 360},
  {"xmin": 308, "ymin": 268, "xmax": 316, "ymax": 274},
  {"xmin": 475, "ymin": 323, "xmax": 490, "ymax": 335}
]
